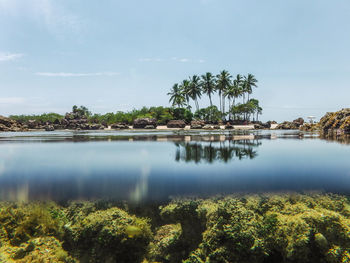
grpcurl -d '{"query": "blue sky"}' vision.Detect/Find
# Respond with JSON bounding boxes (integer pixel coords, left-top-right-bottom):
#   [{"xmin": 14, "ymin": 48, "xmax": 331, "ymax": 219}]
[{"xmin": 0, "ymin": 0, "xmax": 349, "ymax": 121}]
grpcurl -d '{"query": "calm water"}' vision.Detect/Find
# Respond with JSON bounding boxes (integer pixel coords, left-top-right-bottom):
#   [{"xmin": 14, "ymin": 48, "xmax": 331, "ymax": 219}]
[{"xmin": 0, "ymin": 130, "xmax": 349, "ymax": 202}]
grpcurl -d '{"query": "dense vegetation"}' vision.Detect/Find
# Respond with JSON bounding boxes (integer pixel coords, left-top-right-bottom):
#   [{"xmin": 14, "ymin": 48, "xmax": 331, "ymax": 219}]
[
  {"xmin": 9, "ymin": 106, "xmax": 193, "ymax": 125},
  {"xmin": 168, "ymin": 70, "xmax": 262, "ymax": 122},
  {"xmin": 1, "ymin": 193, "xmax": 350, "ymax": 262}
]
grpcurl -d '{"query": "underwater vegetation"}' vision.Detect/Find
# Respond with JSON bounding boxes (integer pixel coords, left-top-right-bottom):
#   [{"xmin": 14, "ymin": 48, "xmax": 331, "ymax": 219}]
[{"xmin": 1, "ymin": 193, "xmax": 350, "ymax": 262}]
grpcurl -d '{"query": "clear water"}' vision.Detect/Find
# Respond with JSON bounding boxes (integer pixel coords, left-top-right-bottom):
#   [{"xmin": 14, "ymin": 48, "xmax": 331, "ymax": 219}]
[{"xmin": 0, "ymin": 130, "xmax": 349, "ymax": 202}]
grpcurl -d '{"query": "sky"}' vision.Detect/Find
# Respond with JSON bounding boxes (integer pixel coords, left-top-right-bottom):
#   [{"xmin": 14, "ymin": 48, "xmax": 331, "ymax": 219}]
[{"xmin": 0, "ymin": 0, "xmax": 349, "ymax": 122}]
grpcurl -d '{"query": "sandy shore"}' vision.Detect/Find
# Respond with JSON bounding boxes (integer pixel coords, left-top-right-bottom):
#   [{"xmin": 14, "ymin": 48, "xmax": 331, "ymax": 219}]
[{"xmin": 105, "ymin": 124, "xmax": 276, "ymax": 131}]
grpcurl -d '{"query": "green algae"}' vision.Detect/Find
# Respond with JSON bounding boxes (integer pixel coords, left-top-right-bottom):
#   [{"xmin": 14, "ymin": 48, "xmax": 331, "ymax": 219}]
[{"xmin": 1, "ymin": 193, "xmax": 350, "ymax": 263}]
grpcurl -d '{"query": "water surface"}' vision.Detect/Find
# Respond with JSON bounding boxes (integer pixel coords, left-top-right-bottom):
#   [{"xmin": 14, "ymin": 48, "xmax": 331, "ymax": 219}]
[{"xmin": 0, "ymin": 130, "xmax": 349, "ymax": 202}]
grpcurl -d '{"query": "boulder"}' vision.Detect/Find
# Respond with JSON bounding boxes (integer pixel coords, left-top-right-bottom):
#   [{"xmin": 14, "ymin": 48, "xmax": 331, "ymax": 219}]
[
  {"xmin": 203, "ymin": 124, "xmax": 214, "ymax": 130},
  {"xmin": 111, "ymin": 123, "xmax": 129, "ymax": 129},
  {"xmin": 0, "ymin": 116, "xmax": 25, "ymax": 132},
  {"xmin": 293, "ymin": 117, "xmax": 304, "ymax": 126},
  {"xmin": 133, "ymin": 118, "xmax": 157, "ymax": 129},
  {"xmin": 167, "ymin": 120, "xmax": 186, "ymax": 128},
  {"xmin": 276, "ymin": 121, "xmax": 299, "ymax": 130},
  {"xmin": 254, "ymin": 124, "xmax": 265, "ymax": 130},
  {"xmin": 190, "ymin": 120, "xmax": 205, "ymax": 129},
  {"xmin": 319, "ymin": 108, "xmax": 350, "ymax": 136},
  {"xmin": 44, "ymin": 125, "xmax": 55, "ymax": 131},
  {"xmin": 144, "ymin": 125, "xmax": 156, "ymax": 129},
  {"xmin": 225, "ymin": 123, "xmax": 233, "ymax": 129}
]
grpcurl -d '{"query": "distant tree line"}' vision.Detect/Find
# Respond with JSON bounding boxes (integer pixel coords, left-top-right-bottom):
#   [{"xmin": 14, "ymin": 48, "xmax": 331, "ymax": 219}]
[
  {"xmin": 10, "ymin": 106, "xmax": 193, "ymax": 125},
  {"xmin": 168, "ymin": 70, "xmax": 262, "ymax": 122}
]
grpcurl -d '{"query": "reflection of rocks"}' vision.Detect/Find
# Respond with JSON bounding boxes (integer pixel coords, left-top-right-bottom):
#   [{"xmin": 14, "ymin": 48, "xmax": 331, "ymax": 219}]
[
  {"xmin": 190, "ymin": 120, "xmax": 205, "ymax": 129},
  {"xmin": 133, "ymin": 118, "xmax": 157, "ymax": 129},
  {"xmin": 319, "ymin": 108, "xmax": 350, "ymax": 137},
  {"xmin": 0, "ymin": 115, "xmax": 26, "ymax": 132},
  {"xmin": 167, "ymin": 120, "xmax": 186, "ymax": 128}
]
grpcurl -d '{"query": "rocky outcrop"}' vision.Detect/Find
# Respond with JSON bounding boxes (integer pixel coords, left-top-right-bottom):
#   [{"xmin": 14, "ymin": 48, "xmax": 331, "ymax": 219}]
[
  {"xmin": 0, "ymin": 115, "xmax": 26, "ymax": 132},
  {"xmin": 54, "ymin": 112, "xmax": 104, "ymax": 130},
  {"xmin": 167, "ymin": 120, "xmax": 186, "ymax": 128},
  {"xmin": 225, "ymin": 123, "xmax": 233, "ymax": 129},
  {"xmin": 299, "ymin": 123, "xmax": 319, "ymax": 132},
  {"xmin": 276, "ymin": 117, "xmax": 304, "ymax": 130},
  {"xmin": 319, "ymin": 108, "xmax": 350, "ymax": 137},
  {"xmin": 190, "ymin": 120, "xmax": 205, "ymax": 129},
  {"xmin": 133, "ymin": 118, "xmax": 157, "ymax": 129},
  {"xmin": 111, "ymin": 123, "xmax": 129, "ymax": 129}
]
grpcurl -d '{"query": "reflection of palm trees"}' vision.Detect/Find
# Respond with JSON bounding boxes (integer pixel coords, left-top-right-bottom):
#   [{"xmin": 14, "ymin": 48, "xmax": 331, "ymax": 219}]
[{"xmin": 175, "ymin": 140, "xmax": 259, "ymax": 163}]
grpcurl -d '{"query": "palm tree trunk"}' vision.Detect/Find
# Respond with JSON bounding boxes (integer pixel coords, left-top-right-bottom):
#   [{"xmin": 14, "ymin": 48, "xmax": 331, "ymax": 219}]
[
  {"xmin": 195, "ymin": 99, "xmax": 199, "ymax": 112},
  {"xmin": 209, "ymin": 94, "xmax": 212, "ymax": 107},
  {"xmin": 233, "ymin": 98, "xmax": 236, "ymax": 120},
  {"xmin": 219, "ymin": 91, "xmax": 222, "ymax": 114},
  {"xmin": 228, "ymin": 99, "xmax": 231, "ymax": 121},
  {"xmin": 223, "ymin": 96, "xmax": 225, "ymax": 113}
]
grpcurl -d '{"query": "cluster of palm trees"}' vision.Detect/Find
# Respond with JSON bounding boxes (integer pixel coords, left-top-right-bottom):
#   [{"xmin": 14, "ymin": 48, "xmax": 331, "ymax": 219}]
[{"xmin": 167, "ymin": 70, "xmax": 260, "ymax": 121}]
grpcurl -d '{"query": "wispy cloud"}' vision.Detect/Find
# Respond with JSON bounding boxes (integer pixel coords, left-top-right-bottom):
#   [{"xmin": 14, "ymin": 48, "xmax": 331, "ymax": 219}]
[
  {"xmin": 139, "ymin": 57, "xmax": 205, "ymax": 63},
  {"xmin": 0, "ymin": 52, "xmax": 23, "ymax": 62},
  {"xmin": 35, "ymin": 71, "xmax": 120, "ymax": 77}
]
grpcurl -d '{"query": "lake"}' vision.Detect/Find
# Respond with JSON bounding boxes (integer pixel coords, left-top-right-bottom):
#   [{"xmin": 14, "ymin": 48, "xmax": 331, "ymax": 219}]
[{"xmin": 0, "ymin": 129, "xmax": 349, "ymax": 203}]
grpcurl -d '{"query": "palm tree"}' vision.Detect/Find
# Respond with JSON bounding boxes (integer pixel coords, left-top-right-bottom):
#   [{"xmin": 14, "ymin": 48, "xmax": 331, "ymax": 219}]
[
  {"xmin": 243, "ymin": 73, "xmax": 258, "ymax": 102},
  {"xmin": 167, "ymin": 83, "xmax": 186, "ymax": 108},
  {"xmin": 216, "ymin": 70, "xmax": 232, "ymax": 118},
  {"xmin": 188, "ymin": 75, "xmax": 202, "ymax": 112},
  {"xmin": 231, "ymin": 74, "xmax": 243, "ymax": 120},
  {"xmin": 200, "ymin": 72, "xmax": 216, "ymax": 107},
  {"xmin": 223, "ymin": 85, "xmax": 235, "ymax": 120},
  {"xmin": 179, "ymin": 79, "xmax": 191, "ymax": 110}
]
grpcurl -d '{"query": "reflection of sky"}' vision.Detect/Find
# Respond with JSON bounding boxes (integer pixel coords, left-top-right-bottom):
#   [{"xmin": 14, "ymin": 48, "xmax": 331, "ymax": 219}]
[{"xmin": 0, "ymin": 137, "xmax": 350, "ymax": 201}]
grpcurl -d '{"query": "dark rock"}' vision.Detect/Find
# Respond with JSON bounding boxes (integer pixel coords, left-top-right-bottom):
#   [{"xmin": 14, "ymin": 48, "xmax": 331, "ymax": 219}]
[
  {"xmin": 111, "ymin": 123, "xmax": 129, "ymax": 129},
  {"xmin": 44, "ymin": 125, "xmax": 55, "ymax": 131},
  {"xmin": 293, "ymin": 117, "xmax": 304, "ymax": 126},
  {"xmin": 0, "ymin": 116, "xmax": 26, "ymax": 132},
  {"xmin": 190, "ymin": 120, "xmax": 205, "ymax": 129},
  {"xmin": 225, "ymin": 123, "xmax": 233, "ymax": 129},
  {"xmin": 133, "ymin": 118, "xmax": 157, "ymax": 129},
  {"xmin": 319, "ymin": 108, "xmax": 350, "ymax": 137},
  {"xmin": 276, "ymin": 121, "xmax": 299, "ymax": 130},
  {"xmin": 144, "ymin": 125, "xmax": 156, "ymax": 129},
  {"xmin": 167, "ymin": 120, "xmax": 186, "ymax": 128},
  {"xmin": 299, "ymin": 123, "xmax": 319, "ymax": 132},
  {"xmin": 254, "ymin": 124, "xmax": 265, "ymax": 130}
]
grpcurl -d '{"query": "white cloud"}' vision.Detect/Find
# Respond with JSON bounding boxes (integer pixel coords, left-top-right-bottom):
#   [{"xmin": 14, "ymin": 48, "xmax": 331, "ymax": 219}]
[
  {"xmin": 178, "ymin": 58, "xmax": 189, "ymax": 62},
  {"xmin": 35, "ymin": 71, "xmax": 120, "ymax": 77},
  {"xmin": 0, "ymin": 52, "xmax": 23, "ymax": 61}
]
